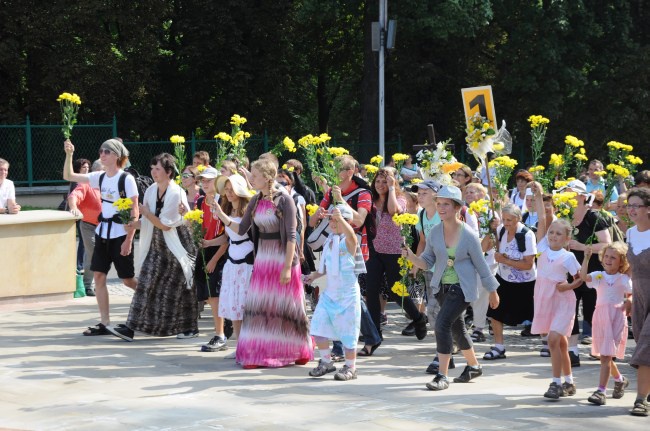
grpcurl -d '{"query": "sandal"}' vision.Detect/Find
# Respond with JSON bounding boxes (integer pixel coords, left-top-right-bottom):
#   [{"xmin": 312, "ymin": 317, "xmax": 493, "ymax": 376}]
[
  {"xmin": 82, "ymin": 323, "xmax": 111, "ymax": 336},
  {"xmin": 330, "ymin": 354, "xmax": 345, "ymax": 363},
  {"xmin": 358, "ymin": 342, "xmax": 381, "ymax": 357},
  {"xmin": 631, "ymin": 399, "xmax": 649, "ymax": 417},
  {"xmin": 470, "ymin": 329, "xmax": 486, "ymax": 342},
  {"xmin": 483, "ymin": 346, "xmax": 506, "ymax": 360}
]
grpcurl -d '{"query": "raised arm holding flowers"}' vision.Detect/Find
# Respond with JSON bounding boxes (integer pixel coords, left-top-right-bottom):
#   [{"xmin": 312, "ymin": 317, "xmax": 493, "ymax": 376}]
[{"xmin": 57, "ymin": 92, "xmax": 82, "ymax": 139}]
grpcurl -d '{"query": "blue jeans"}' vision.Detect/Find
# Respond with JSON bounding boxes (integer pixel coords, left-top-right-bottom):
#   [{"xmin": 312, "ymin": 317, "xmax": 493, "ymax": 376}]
[
  {"xmin": 76, "ymin": 221, "xmax": 85, "ymax": 271},
  {"xmin": 332, "ymin": 298, "xmax": 381, "ymax": 355},
  {"xmin": 434, "ymin": 284, "xmax": 472, "ymax": 355}
]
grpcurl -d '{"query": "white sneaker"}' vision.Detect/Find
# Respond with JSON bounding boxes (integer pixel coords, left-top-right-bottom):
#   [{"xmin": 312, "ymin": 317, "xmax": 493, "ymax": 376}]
[{"xmin": 224, "ymin": 350, "xmax": 237, "ymax": 359}]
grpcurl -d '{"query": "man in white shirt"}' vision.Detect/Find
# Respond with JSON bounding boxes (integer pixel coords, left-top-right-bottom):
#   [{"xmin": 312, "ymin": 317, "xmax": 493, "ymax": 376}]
[
  {"xmin": 63, "ymin": 138, "xmax": 139, "ymax": 336},
  {"xmin": 0, "ymin": 158, "xmax": 21, "ymax": 214}
]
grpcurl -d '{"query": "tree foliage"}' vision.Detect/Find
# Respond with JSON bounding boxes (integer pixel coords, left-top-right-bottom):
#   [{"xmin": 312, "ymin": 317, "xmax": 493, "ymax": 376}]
[{"xmin": 0, "ymin": 0, "xmax": 648, "ymax": 168}]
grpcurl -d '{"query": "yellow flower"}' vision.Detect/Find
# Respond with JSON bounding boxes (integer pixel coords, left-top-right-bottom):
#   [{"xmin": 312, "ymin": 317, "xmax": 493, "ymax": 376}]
[
  {"xmin": 469, "ymin": 199, "xmax": 490, "ymax": 216},
  {"xmin": 170, "ymin": 135, "xmax": 185, "ymax": 145},
  {"xmin": 529, "ymin": 165, "xmax": 545, "ymax": 173},
  {"xmin": 298, "ymin": 134, "xmax": 315, "ymax": 147},
  {"xmin": 183, "ymin": 209, "xmax": 204, "ymax": 224},
  {"xmin": 365, "ymin": 164, "xmax": 379, "ymax": 174},
  {"xmin": 391, "ymin": 281, "xmax": 409, "ymax": 297},
  {"xmin": 575, "ymin": 153, "xmax": 589, "ymax": 161},
  {"xmin": 305, "ymin": 204, "xmax": 319, "ymax": 217},
  {"xmin": 230, "ymin": 114, "xmax": 247, "ymax": 126},
  {"xmin": 606, "ymin": 163, "xmax": 630, "ymax": 178},
  {"xmin": 214, "ymin": 132, "xmax": 232, "ymax": 143},
  {"xmin": 593, "ymin": 170, "xmax": 607, "ymax": 176},
  {"xmin": 527, "ymin": 115, "xmax": 550, "ymax": 128},
  {"xmin": 283, "ymin": 136, "xmax": 296, "ymax": 153},
  {"xmin": 626, "ymin": 155, "xmax": 643, "ymax": 165},
  {"xmin": 565, "ymin": 135, "xmax": 584, "ymax": 148},
  {"xmin": 392, "ymin": 153, "xmax": 410, "ymax": 162},
  {"xmin": 392, "ymin": 213, "xmax": 419, "ymax": 226},
  {"xmin": 196, "ymin": 165, "xmax": 206, "ymax": 173},
  {"xmin": 411, "ymin": 178, "xmax": 423, "ymax": 184},
  {"xmin": 57, "ymin": 92, "xmax": 82, "ymax": 105},
  {"xmin": 549, "ymin": 154, "xmax": 564, "ymax": 167},
  {"xmin": 318, "ymin": 133, "xmax": 332, "ymax": 142},
  {"xmin": 370, "ymin": 155, "xmax": 383, "ymax": 165},
  {"xmin": 113, "ymin": 198, "xmax": 134, "ymax": 211},
  {"xmin": 488, "ymin": 156, "xmax": 518, "ymax": 169},
  {"xmin": 492, "ymin": 142, "xmax": 505, "ymax": 152},
  {"xmin": 328, "ymin": 147, "xmax": 349, "ymax": 157},
  {"xmin": 595, "ymin": 274, "xmax": 603, "ymax": 280}
]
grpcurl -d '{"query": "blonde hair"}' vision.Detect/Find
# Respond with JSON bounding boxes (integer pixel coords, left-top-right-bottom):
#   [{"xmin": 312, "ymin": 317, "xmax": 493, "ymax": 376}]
[
  {"xmin": 598, "ymin": 241, "xmax": 630, "ymax": 274},
  {"xmin": 548, "ymin": 218, "xmax": 572, "ymax": 239},
  {"xmin": 251, "ymin": 158, "xmax": 277, "ymax": 182},
  {"xmin": 465, "ymin": 182, "xmax": 487, "ymax": 197},
  {"xmin": 220, "ymin": 160, "xmax": 237, "ymax": 175}
]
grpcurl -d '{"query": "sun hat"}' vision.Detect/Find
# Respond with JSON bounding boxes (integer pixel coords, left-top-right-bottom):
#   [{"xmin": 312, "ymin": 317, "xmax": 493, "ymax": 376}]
[
  {"xmin": 334, "ymin": 204, "xmax": 354, "ymax": 221},
  {"xmin": 196, "ymin": 166, "xmax": 219, "ymax": 180},
  {"xmin": 436, "ymin": 185, "xmax": 464, "ymax": 206},
  {"xmin": 216, "ymin": 174, "xmax": 252, "ymax": 198},
  {"xmin": 410, "ymin": 179, "xmax": 441, "ymax": 193},
  {"xmin": 557, "ymin": 179, "xmax": 588, "ymax": 195}
]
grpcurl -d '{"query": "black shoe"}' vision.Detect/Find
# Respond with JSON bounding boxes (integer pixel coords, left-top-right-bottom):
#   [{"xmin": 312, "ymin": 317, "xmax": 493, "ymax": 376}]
[
  {"xmin": 569, "ymin": 351, "xmax": 580, "ymax": 367},
  {"xmin": 426, "ymin": 374, "xmax": 449, "ymax": 391},
  {"xmin": 106, "ymin": 324, "xmax": 134, "ymax": 342},
  {"xmin": 414, "ymin": 313, "xmax": 428, "ymax": 340},
  {"xmin": 453, "ymin": 365, "xmax": 483, "ymax": 383},
  {"xmin": 425, "ymin": 355, "xmax": 455, "ymax": 374},
  {"xmin": 401, "ymin": 321, "xmax": 416, "ymax": 336},
  {"xmin": 544, "ymin": 382, "xmax": 563, "ymax": 400},
  {"xmin": 520, "ymin": 325, "xmax": 536, "ymax": 337},
  {"xmin": 85, "ymin": 288, "xmax": 95, "ymax": 297}
]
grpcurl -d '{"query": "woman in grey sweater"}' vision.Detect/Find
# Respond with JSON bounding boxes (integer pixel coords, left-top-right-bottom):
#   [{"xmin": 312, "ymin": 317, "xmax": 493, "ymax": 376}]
[{"xmin": 403, "ymin": 185, "xmax": 499, "ymax": 391}]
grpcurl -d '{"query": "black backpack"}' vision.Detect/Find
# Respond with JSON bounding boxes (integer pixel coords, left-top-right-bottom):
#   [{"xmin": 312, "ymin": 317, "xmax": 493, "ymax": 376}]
[
  {"xmin": 98, "ymin": 169, "xmax": 152, "ymax": 204},
  {"xmin": 498, "ymin": 225, "xmax": 531, "ymax": 253}
]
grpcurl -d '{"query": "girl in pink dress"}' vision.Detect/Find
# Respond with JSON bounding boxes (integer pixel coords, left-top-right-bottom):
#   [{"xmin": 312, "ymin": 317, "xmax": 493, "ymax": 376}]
[
  {"xmin": 580, "ymin": 242, "xmax": 633, "ymax": 406},
  {"xmin": 531, "ymin": 219, "xmax": 583, "ymax": 400}
]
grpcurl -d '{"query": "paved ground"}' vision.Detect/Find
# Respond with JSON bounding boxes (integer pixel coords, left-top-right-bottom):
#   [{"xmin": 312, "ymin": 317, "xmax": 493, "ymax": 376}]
[{"xmin": 1, "ymin": 276, "xmax": 647, "ymax": 431}]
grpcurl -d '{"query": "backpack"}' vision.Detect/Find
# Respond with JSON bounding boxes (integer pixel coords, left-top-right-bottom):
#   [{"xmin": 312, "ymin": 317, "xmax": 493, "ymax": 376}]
[
  {"xmin": 498, "ymin": 225, "xmax": 531, "ymax": 253},
  {"xmin": 307, "ymin": 187, "xmax": 367, "ymax": 252},
  {"xmin": 124, "ymin": 166, "xmax": 154, "ymax": 203},
  {"xmin": 99, "ymin": 169, "xmax": 152, "ymax": 204}
]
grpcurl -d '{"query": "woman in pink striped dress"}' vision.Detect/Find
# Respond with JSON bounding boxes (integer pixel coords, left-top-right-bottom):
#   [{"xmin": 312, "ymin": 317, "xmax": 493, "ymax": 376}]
[{"xmin": 213, "ymin": 158, "xmax": 312, "ymax": 368}]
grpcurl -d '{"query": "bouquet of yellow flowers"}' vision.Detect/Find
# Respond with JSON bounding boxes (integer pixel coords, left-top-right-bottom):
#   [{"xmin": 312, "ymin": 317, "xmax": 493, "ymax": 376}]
[
  {"xmin": 305, "ymin": 203, "xmax": 319, "ymax": 217},
  {"xmin": 604, "ymin": 141, "xmax": 642, "ymax": 195},
  {"xmin": 57, "ymin": 92, "xmax": 82, "ymax": 139},
  {"xmin": 552, "ymin": 191, "xmax": 578, "ymax": 220},
  {"xmin": 113, "ymin": 198, "xmax": 134, "ymax": 225},
  {"xmin": 528, "ymin": 115, "xmax": 549, "ymax": 167},
  {"xmin": 391, "ymin": 212, "xmax": 419, "ymax": 307},
  {"xmin": 270, "ymin": 136, "xmax": 298, "ymax": 157},
  {"xmin": 170, "ymin": 135, "xmax": 186, "ymax": 181},
  {"xmin": 391, "ymin": 153, "xmax": 410, "ymax": 181},
  {"xmin": 214, "ymin": 114, "xmax": 251, "ymax": 168},
  {"xmin": 183, "ymin": 209, "xmax": 208, "ymax": 290},
  {"xmin": 468, "ymin": 198, "xmax": 494, "ymax": 237},
  {"xmin": 298, "ymin": 133, "xmax": 349, "ymax": 192},
  {"xmin": 488, "ymin": 155, "xmax": 518, "ymax": 210}
]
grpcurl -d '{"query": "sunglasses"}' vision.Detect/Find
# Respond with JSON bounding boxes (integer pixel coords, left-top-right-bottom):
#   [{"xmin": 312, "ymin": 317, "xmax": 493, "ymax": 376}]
[{"xmin": 99, "ymin": 149, "xmax": 115, "ymax": 156}]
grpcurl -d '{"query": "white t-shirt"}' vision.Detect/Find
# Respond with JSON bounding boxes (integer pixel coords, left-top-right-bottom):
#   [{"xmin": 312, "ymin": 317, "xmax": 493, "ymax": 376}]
[
  {"xmin": 497, "ymin": 223, "xmax": 537, "ymax": 282},
  {"xmin": 586, "ymin": 272, "xmax": 632, "ymax": 305},
  {"xmin": 626, "ymin": 226, "xmax": 650, "ymax": 255},
  {"xmin": 88, "ymin": 170, "xmax": 138, "ymax": 238},
  {"xmin": 0, "ymin": 179, "xmax": 16, "ymax": 208}
]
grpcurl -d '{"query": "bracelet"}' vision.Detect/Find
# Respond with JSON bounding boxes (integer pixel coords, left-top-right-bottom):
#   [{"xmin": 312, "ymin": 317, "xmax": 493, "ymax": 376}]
[
  {"xmin": 226, "ymin": 218, "xmax": 232, "ymax": 227},
  {"xmin": 388, "ymin": 186, "xmax": 395, "ymax": 192}
]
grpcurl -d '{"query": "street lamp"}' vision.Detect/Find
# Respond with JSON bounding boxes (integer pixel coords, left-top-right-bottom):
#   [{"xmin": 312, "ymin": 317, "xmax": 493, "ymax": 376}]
[{"xmin": 372, "ymin": 1, "xmax": 396, "ymax": 161}]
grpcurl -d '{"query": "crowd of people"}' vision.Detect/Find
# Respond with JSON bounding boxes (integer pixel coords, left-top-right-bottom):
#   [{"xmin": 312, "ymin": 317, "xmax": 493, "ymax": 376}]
[{"xmin": 6, "ymin": 139, "xmax": 641, "ymax": 416}]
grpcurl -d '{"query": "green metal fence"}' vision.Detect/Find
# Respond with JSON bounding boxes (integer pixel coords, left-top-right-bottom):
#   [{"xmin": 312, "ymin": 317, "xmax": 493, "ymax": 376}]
[{"xmin": 0, "ymin": 116, "xmax": 401, "ymax": 185}]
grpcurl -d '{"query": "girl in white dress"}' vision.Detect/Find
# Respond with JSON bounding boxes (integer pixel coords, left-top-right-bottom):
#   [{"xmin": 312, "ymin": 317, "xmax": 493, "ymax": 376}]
[{"xmin": 216, "ymin": 174, "xmax": 254, "ymax": 357}]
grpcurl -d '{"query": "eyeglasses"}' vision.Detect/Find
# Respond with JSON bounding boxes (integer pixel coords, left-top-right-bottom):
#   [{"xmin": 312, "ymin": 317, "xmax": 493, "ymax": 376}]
[
  {"xmin": 626, "ymin": 204, "xmax": 647, "ymax": 210},
  {"xmin": 181, "ymin": 173, "xmax": 194, "ymax": 179},
  {"xmin": 339, "ymin": 167, "xmax": 353, "ymax": 172},
  {"xmin": 451, "ymin": 172, "xmax": 466, "ymax": 178},
  {"xmin": 99, "ymin": 149, "xmax": 114, "ymax": 156}
]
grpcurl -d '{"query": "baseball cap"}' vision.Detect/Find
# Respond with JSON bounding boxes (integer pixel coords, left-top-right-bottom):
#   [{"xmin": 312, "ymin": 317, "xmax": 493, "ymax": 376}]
[{"xmin": 411, "ymin": 179, "xmax": 441, "ymax": 193}]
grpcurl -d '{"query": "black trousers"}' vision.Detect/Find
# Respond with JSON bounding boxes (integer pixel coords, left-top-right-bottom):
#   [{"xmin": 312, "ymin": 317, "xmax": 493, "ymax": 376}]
[{"xmin": 364, "ymin": 249, "xmax": 421, "ymax": 332}]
